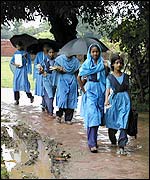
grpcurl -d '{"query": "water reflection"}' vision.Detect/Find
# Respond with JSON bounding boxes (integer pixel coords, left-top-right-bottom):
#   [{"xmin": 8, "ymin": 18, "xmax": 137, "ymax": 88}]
[
  {"xmin": 1, "ymin": 144, "xmax": 18, "ymax": 172},
  {"xmin": 1, "ymin": 124, "xmax": 52, "ymax": 179}
]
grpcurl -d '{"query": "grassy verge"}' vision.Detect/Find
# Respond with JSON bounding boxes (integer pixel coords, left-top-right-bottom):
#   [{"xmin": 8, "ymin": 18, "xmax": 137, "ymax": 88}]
[{"xmin": 1, "ymin": 56, "xmax": 35, "ymax": 90}]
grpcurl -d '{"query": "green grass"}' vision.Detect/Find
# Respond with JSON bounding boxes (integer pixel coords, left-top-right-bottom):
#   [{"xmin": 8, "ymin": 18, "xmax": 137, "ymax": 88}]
[{"xmin": 1, "ymin": 56, "xmax": 35, "ymax": 90}]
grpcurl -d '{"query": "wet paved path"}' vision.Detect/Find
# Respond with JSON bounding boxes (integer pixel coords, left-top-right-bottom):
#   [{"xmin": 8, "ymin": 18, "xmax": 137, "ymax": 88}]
[{"xmin": 1, "ymin": 88, "xmax": 149, "ymax": 179}]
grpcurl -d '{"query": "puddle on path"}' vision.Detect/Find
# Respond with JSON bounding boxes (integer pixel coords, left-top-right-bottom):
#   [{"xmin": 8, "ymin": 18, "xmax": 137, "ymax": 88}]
[
  {"xmin": 1, "ymin": 122, "xmax": 52, "ymax": 179},
  {"xmin": 1, "ymin": 88, "xmax": 149, "ymax": 179}
]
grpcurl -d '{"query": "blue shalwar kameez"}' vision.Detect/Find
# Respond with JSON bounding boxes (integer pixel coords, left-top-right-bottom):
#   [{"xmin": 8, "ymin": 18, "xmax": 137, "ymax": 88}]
[
  {"xmin": 105, "ymin": 73, "xmax": 131, "ymax": 147},
  {"xmin": 10, "ymin": 50, "xmax": 33, "ymax": 103},
  {"xmin": 54, "ymin": 54, "xmax": 80, "ymax": 122},
  {"xmin": 79, "ymin": 44, "xmax": 106, "ymax": 148},
  {"xmin": 40, "ymin": 57, "xmax": 57, "ymax": 115},
  {"xmin": 33, "ymin": 51, "xmax": 47, "ymax": 108}
]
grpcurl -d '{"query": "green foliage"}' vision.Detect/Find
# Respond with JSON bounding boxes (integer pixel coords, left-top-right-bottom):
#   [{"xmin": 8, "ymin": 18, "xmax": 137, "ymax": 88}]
[
  {"xmin": 1, "ymin": 18, "xmax": 54, "ymax": 39},
  {"xmin": 34, "ymin": 30, "xmax": 54, "ymax": 39},
  {"xmin": 109, "ymin": 1, "xmax": 149, "ymax": 103},
  {"xmin": 1, "ymin": 1, "xmax": 149, "ymax": 104}
]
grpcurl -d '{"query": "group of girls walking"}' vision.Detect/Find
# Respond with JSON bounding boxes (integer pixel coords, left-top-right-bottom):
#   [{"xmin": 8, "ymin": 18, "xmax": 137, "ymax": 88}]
[
  {"xmin": 10, "ymin": 41, "xmax": 131, "ymax": 155},
  {"xmin": 77, "ymin": 44, "xmax": 131, "ymax": 154}
]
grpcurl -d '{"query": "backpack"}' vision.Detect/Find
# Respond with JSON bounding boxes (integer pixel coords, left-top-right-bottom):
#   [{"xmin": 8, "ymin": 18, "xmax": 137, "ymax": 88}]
[
  {"xmin": 127, "ymin": 108, "xmax": 138, "ymax": 139},
  {"xmin": 107, "ymin": 73, "xmax": 138, "ymax": 138}
]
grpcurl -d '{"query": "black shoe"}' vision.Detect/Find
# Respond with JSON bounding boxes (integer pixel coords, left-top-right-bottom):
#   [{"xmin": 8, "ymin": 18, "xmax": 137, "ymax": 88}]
[
  {"xmin": 30, "ymin": 96, "xmax": 34, "ymax": 103},
  {"xmin": 90, "ymin": 147, "xmax": 98, "ymax": 153},
  {"xmin": 42, "ymin": 107, "xmax": 45, "ymax": 111},
  {"xmin": 56, "ymin": 116, "xmax": 61, "ymax": 123},
  {"xmin": 14, "ymin": 100, "xmax": 19, "ymax": 105},
  {"xmin": 119, "ymin": 147, "xmax": 127, "ymax": 155}
]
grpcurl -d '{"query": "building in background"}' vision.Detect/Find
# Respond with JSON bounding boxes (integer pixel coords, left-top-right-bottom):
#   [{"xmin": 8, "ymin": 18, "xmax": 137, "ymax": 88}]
[{"xmin": 1, "ymin": 39, "xmax": 16, "ymax": 56}]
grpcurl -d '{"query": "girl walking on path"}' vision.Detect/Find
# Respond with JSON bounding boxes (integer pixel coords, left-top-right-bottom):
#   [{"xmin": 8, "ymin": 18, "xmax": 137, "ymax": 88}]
[
  {"xmin": 104, "ymin": 54, "xmax": 131, "ymax": 155},
  {"xmin": 33, "ymin": 44, "xmax": 50, "ymax": 111},
  {"xmin": 77, "ymin": 44, "xmax": 108, "ymax": 153},
  {"xmin": 54, "ymin": 54, "xmax": 80, "ymax": 124},
  {"xmin": 38, "ymin": 47, "xmax": 57, "ymax": 117},
  {"xmin": 10, "ymin": 41, "xmax": 34, "ymax": 105}
]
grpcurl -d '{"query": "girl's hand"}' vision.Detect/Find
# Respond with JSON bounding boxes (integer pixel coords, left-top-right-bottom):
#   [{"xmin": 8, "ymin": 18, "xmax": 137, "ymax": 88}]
[
  {"xmin": 103, "ymin": 60, "xmax": 108, "ymax": 67},
  {"xmin": 56, "ymin": 66, "xmax": 65, "ymax": 72},
  {"xmin": 43, "ymin": 71, "xmax": 47, "ymax": 76},
  {"xmin": 104, "ymin": 99, "xmax": 110, "ymax": 106},
  {"xmin": 82, "ymin": 88, "xmax": 86, "ymax": 94},
  {"xmin": 15, "ymin": 64, "xmax": 21, "ymax": 67},
  {"xmin": 38, "ymin": 66, "xmax": 44, "ymax": 75}
]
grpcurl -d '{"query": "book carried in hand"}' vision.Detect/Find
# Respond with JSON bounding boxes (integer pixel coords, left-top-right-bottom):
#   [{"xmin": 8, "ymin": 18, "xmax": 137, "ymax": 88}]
[
  {"xmin": 49, "ymin": 66, "xmax": 58, "ymax": 70},
  {"xmin": 14, "ymin": 54, "xmax": 22, "ymax": 67}
]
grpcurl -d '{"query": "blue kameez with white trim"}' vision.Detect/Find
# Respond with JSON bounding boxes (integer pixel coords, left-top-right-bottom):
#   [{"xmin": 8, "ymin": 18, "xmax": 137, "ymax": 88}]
[
  {"xmin": 10, "ymin": 50, "xmax": 32, "ymax": 93},
  {"xmin": 33, "ymin": 51, "xmax": 47, "ymax": 96}
]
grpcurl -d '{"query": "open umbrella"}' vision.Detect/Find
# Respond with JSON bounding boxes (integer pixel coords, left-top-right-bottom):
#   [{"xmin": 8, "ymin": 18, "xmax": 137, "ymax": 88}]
[
  {"xmin": 10, "ymin": 33, "xmax": 38, "ymax": 50},
  {"xmin": 57, "ymin": 37, "xmax": 109, "ymax": 56},
  {"xmin": 38, "ymin": 38, "xmax": 63, "ymax": 52}
]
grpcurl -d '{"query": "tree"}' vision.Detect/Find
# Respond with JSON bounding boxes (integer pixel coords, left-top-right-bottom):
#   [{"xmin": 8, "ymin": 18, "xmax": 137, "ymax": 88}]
[
  {"xmin": 1, "ymin": 1, "xmax": 149, "ymax": 104},
  {"xmin": 109, "ymin": 1, "xmax": 149, "ymax": 103},
  {"xmin": 1, "ymin": 1, "xmax": 115, "ymax": 45}
]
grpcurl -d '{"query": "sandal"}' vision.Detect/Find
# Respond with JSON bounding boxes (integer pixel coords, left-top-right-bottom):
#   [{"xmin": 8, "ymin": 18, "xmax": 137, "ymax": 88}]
[
  {"xmin": 56, "ymin": 116, "xmax": 61, "ymax": 123},
  {"xmin": 90, "ymin": 147, "xmax": 97, "ymax": 153}
]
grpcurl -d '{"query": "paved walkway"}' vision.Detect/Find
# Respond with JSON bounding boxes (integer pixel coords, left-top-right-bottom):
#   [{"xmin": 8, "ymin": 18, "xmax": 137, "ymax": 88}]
[{"xmin": 1, "ymin": 88, "xmax": 149, "ymax": 179}]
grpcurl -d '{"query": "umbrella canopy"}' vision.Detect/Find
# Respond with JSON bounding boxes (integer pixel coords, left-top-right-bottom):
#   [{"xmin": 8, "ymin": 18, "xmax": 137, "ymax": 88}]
[
  {"xmin": 57, "ymin": 37, "xmax": 109, "ymax": 56},
  {"xmin": 38, "ymin": 38, "xmax": 63, "ymax": 52},
  {"xmin": 10, "ymin": 33, "xmax": 38, "ymax": 50}
]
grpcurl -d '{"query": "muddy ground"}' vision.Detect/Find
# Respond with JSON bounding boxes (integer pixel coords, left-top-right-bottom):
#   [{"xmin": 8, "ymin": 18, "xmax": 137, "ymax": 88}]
[{"xmin": 1, "ymin": 88, "xmax": 149, "ymax": 179}]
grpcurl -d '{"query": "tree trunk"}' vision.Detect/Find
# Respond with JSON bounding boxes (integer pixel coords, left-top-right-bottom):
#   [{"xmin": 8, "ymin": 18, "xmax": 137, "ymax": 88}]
[{"xmin": 48, "ymin": 15, "xmax": 78, "ymax": 46}]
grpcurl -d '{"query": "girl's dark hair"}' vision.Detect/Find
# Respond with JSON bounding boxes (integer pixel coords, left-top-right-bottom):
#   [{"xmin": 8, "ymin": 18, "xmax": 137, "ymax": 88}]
[
  {"xmin": 110, "ymin": 54, "xmax": 124, "ymax": 71},
  {"xmin": 15, "ymin": 41, "xmax": 24, "ymax": 50},
  {"xmin": 89, "ymin": 44, "xmax": 101, "ymax": 54},
  {"xmin": 46, "ymin": 46, "xmax": 55, "ymax": 53}
]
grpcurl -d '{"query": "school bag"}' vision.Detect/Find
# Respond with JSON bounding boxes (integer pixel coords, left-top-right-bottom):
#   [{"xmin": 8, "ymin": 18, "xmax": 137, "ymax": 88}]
[
  {"xmin": 127, "ymin": 108, "xmax": 138, "ymax": 139},
  {"xmin": 107, "ymin": 73, "xmax": 138, "ymax": 139}
]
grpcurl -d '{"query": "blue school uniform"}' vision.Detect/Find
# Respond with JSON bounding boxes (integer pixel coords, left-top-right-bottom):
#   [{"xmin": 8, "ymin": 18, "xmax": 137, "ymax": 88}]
[
  {"xmin": 10, "ymin": 50, "xmax": 32, "ymax": 92},
  {"xmin": 78, "ymin": 44, "xmax": 106, "ymax": 149},
  {"xmin": 105, "ymin": 73, "xmax": 131, "ymax": 130},
  {"xmin": 40, "ymin": 56, "xmax": 57, "ymax": 114},
  {"xmin": 54, "ymin": 54, "xmax": 80, "ymax": 109},
  {"xmin": 41, "ymin": 57, "xmax": 56, "ymax": 98},
  {"xmin": 33, "ymin": 51, "xmax": 47, "ymax": 96},
  {"xmin": 79, "ymin": 45, "xmax": 106, "ymax": 129}
]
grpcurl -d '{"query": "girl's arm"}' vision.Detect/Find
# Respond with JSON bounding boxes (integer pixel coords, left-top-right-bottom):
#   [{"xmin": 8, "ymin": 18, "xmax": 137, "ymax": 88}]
[
  {"xmin": 104, "ymin": 88, "xmax": 110, "ymax": 106},
  {"xmin": 77, "ymin": 75, "xmax": 86, "ymax": 94}
]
